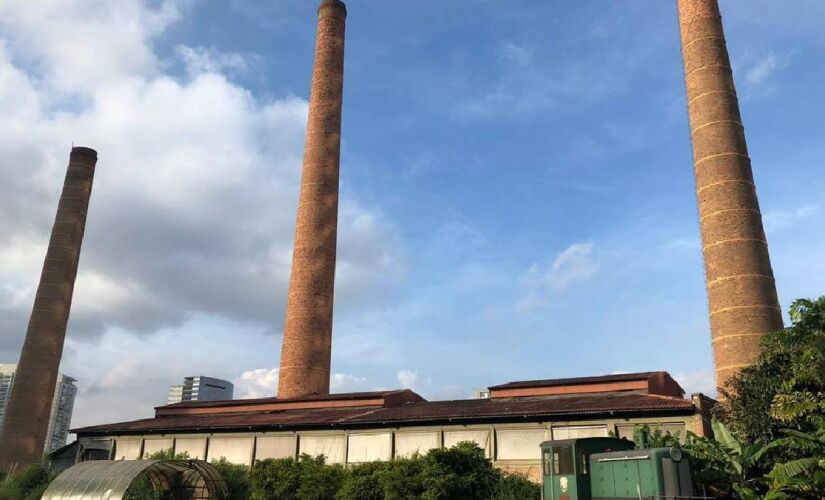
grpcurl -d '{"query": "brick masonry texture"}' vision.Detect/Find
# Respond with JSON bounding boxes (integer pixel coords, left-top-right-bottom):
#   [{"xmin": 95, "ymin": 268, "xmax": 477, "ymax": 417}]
[
  {"xmin": 0, "ymin": 147, "xmax": 98, "ymax": 470},
  {"xmin": 278, "ymin": 0, "xmax": 347, "ymax": 399},
  {"xmin": 677, "ymin": 0, "xmax": 783, "ymax": 390}
]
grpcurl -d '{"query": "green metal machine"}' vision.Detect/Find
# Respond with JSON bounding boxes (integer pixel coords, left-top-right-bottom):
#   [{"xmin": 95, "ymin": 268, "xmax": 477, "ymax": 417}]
[{"xmin": 540, "ymin": 438, "xmax": 695, "ymax": 500}]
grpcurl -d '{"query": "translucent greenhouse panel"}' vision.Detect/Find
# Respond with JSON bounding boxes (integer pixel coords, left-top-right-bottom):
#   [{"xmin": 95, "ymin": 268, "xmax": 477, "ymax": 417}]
[
  {"xmin": 394, "ymin": 431, "xmax": 439, "ymax": 458},
  {"xmin": 255, "ymin": 435, "xmax": 296, "ymax": 460},
  {"xmin": 207, "ymin": 436, "xmax": 254, "ymax": 465},
  {"xmin": 347, "ymin": 432, "xmax": 392, "ymax": 463},
  {"xmin": 495, "ymin": 428, "xmax": 548, "ymax": 460},
  {"xmin": 299, "ymin": 434, "xmax": 346, "ymax": 464},
  {"xmin": 443, "ymin": 429, "xmax": 491, "ymax": 457}
]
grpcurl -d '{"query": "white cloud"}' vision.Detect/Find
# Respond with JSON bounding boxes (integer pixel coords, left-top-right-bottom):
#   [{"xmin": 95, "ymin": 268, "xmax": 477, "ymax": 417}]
[
  {"xmin": 528, "ymin": 242, "xmax": 598, "ymax": 291},
  {"xmin": 233, "ymin": 369, "xmax": 369, "ymax": 400},
  {"xmin": 397, "ymin": 369, "xmax": 432, "ymax": 392},
  {"xmin": 500, "ymin": 41, "xmax": 533, "ymax": 66},
  {"xmin": 235, "ymin": 368, "xmax": 279, "ymax": 399},
  {"xmin": 0, "ymin": 0, "xmax": 404, "ymax": 427},
  {"xmin": 673, "ymin": 368, "xmax": 717, "ymax": 398},
  {"xmin": 330, "ymin": 373, "xmax": 369, "ymax": 393},
  {"xmin": 516, "ymin": 243, "xmax": 598, "ymax": 312},
  {"xmin": 175, "ymin": 45, "xmax": 251, "ymax": 77},
  {"xmin": 764, "ymin": 204, "xmax": 820, "ymax": 233},
  {"xmin": 746, "ymin": 52, "xmax": 779, "ymax": 84}
]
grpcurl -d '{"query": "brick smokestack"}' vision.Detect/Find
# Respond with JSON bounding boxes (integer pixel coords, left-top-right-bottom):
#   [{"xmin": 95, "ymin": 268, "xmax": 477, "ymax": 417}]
[
  {"xmin": 677, "ymin": 0, "xmax": 783, "ymax": 391},
  {"xmin": 0, "ymin": 147, "xmax": 98, "ymax": 470},
  {"xmin": 278, "ymin": 0, "xmax": 347, "ymax": 399}
]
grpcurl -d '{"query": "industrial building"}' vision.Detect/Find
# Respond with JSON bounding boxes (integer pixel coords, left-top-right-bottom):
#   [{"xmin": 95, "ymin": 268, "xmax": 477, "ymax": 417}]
[
  {"xmin": 0, "ymin": 364, "xmax": 77, "ymax": 452},
  {"xmin": 167, "ymin": 376, "xmax": 234, "ymax": 405},
  {"xmin": 73, "ymin": 371, "xmax": 713, "ymax": 481}
]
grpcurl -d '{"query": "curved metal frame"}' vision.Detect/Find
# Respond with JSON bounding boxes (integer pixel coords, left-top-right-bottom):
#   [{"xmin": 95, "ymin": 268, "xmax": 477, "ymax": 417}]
[{"xmin": 41, "ymin": 459, "xmax": 228, "ymax": 500}]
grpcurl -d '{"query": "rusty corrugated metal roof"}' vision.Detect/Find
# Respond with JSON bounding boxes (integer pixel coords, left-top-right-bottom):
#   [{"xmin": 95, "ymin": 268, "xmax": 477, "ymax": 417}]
[
  {"xmin": 158, "ymin": 389, "xmax": 418, "ymax": 410},
  {"xmin": 488, "ymin": 371, "xmax": 663, "ymax": 390},
  {"xmin": 74, "ymin": 392, "xmax": 694, "ymax": 436}
]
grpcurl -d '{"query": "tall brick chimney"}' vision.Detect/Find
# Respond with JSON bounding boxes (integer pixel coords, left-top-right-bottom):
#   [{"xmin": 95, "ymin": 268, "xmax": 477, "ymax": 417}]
[
  {"xmin": 278, "ymin": 0, "xmax": 347, "ymax": 399},
  {"xmin": 0, "ymin": 147, "xmax": 98, "ymax": 470},
  {"xmin": 677, "ymin": 0, "xmax": 783, "ymax": 391}
]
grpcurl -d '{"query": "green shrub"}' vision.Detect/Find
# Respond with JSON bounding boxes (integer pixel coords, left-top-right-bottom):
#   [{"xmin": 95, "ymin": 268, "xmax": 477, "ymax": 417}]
[
  {"xmin": 295, "ymin": 455, "xmax": 345, "ymax": 500},
  {"xmin": 251, "ymin": 455, "xmax": 345, "ymax": 500},
  {"xmin": 0, "ymin": 461, "xmax": 54, "ymax": 500},
  {"xmin": 422, "ymin": 441, "xmax": 500, "ymax": 499},
  {"xmin": 496, "ymin": 472, "xmax": 541, "ymax": 500},
  {"xmin": 247, "ymin": 443, "xmax": 540, "ymax": 500},
  {"xmin": 250, "ymin": 457, "xmax": 301, "ymax": 500},
  {"xmin": 375, "ymin": 456, "xmax": 428, "ymax": 500},
  {"xmin": 335, "ymin": 461, "xmax": 388, "ymax": 500},
  {"xmin": 210, "ymin": 458, "xmax": 250, "ymax": 500}
]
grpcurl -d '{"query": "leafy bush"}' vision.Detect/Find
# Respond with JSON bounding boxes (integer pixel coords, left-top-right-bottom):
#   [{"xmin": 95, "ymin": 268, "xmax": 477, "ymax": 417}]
[
  {"xmin": 210, "ymin": 458, "xmax": 251, "ymax": 500},
  {"xmin": 251, "ymin": 454, "xmax": 345, "ymax": 500},
  {"xmin": 373, "ymin": 455, "xmax": 428, "ymax": 500},
  {"xmin": 496, "ymin": 472, "xmax": 541, "ymax": 500},
  {"xmin": 248, "ymin": 443, "xmax": 539, "ymax": 500},
  {"xmin": 0, "ymin": 461, "xmax": 54, "ymax": 500},
  {"xmin": 335, "ymin": 461, "xmax": 388, "ymax": 500},
  {"xmin": 422, "ymin": 441, "xmax": 500, "ymax": 499},
  {"xmin": 721, "ymin": 297, "xmax": 825, "ymax": 443}
]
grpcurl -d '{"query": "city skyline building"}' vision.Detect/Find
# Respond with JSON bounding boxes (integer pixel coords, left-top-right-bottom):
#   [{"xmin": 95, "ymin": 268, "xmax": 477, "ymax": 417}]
[
  {"xmin": 0, "ymin": 364, "xmax": 77, "ymax": 453},
  {"xmin": 167, "ymin": 376, "xmax": 234, "ymax": 405}
]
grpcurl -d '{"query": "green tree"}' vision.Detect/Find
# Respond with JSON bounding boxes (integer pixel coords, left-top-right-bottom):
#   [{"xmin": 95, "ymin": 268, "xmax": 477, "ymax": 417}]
[
  {"xmin": 210, "ymin": 458, "xmax": 251, "ymax": 500},
  {"xmin": 760, "ymin": 426, "xmax": 825, "ymax": 498},
  {"xmin": 495, "ymin": 473, "xmax": 541, "ymax": 500},
  {"xmin": 0, "ymin": 460, "xmax": 55, "ymax": 500},
  {"xmin": 375, "ymin": 455, "xmax": 428, "ymax": 500},
  {"xmin": 251, "ymin": 455, "xmax": 344, "ymax": 500},
  {"xmin": 422, "ymin": 441, "xmax": 501, "ymax": 499},
  {"xmin": 722, "ymin": 297, "xmax": 825, "ymax": 443},
  {"xmin": 683, "ymin": 421, "xmax": 773, "ymax": 498},
  {"xmin": 336, "ymin": 461, "xmax": 387, "ymax": 500}
]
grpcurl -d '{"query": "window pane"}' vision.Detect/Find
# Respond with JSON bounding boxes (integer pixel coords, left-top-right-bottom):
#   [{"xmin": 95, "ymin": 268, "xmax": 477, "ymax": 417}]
[
  {"xmin": 543, "ymin": 451, "xmax": 553, "ymax": 476},
  {"xmin": 578, "ymin": 447, "xmax": 588, "ymax": 475},
  {"xmin": 554, "ymin": 446, "xmax": 574, "ymax": 475}
]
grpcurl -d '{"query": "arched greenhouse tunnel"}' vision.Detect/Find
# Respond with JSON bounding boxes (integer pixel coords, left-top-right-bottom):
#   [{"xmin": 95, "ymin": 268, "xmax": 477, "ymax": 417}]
[{"xmin": 41, "ymin": 459, "xmax": 228, "ymax": 500}]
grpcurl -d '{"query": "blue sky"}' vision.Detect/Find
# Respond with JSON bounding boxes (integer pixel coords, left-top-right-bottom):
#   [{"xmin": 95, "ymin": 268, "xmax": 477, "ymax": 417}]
[{"xmin": 0, "ymin": 0, "xmax": 823, "ymax": 429}]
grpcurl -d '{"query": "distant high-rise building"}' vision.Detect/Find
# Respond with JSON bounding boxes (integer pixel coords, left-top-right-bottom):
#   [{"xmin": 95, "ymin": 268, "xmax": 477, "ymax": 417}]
[
  {"xmin": 0, "ymin": 364, "xmax": 77, "ymax": 452},
  {"xmin": 168, "ymin": 376, "xmax": 233, "ymax": 405}
]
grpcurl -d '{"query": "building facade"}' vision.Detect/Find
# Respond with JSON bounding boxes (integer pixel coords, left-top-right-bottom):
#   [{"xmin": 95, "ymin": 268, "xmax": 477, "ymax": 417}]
[
  {"xmin": 167, "ymin": 376, "xmax": 234, "ymax": 405},
  {"xmin": 76, "ymin": 372, "xmax": 714, "ymax": 482},
  {"xmin": 0, "ymin": 364, "xmax": 77, "ymax": 452}
]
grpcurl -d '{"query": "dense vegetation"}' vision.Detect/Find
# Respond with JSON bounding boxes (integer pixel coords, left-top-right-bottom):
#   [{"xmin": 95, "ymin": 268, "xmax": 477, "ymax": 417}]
[
  {"xmin": 121, "ymin": 442, "xmax": 538, "ymax": 500},
  {"xmin": 0, "ymin": 461, "xmax": 53, "ymax": 500},
  {"xmin": 636, "ymin": 297, "xmax": 825, "ymax": 499}
]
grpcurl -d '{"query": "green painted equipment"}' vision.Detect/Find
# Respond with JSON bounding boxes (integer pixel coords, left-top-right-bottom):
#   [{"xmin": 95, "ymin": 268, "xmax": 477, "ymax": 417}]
[{"xmin": 540, "ymin": 438, "xmax": 695, "ymax": 500}]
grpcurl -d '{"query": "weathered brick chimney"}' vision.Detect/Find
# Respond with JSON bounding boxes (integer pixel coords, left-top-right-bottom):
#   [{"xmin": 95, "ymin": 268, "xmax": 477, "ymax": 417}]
[
  {"xmin": 677, "ymin": 0, "xmax": 783, "ymax": 391},
  {"xmin": 278, "ymin": 0, "xmax": 347, "ymax": 399},
  {"xmin": 0, "ymin": 147, "xmax": 98, "ymax": 470}
]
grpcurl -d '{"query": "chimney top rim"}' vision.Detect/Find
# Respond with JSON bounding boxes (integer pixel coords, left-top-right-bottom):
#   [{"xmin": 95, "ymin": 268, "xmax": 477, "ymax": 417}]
[
  {"xmin": 319, "ymin": 0, "xmax": 346, "ymax": 15},
  {"xmin": 71, "ymin": 146, "xmax": 98, "ymax": 158}
]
